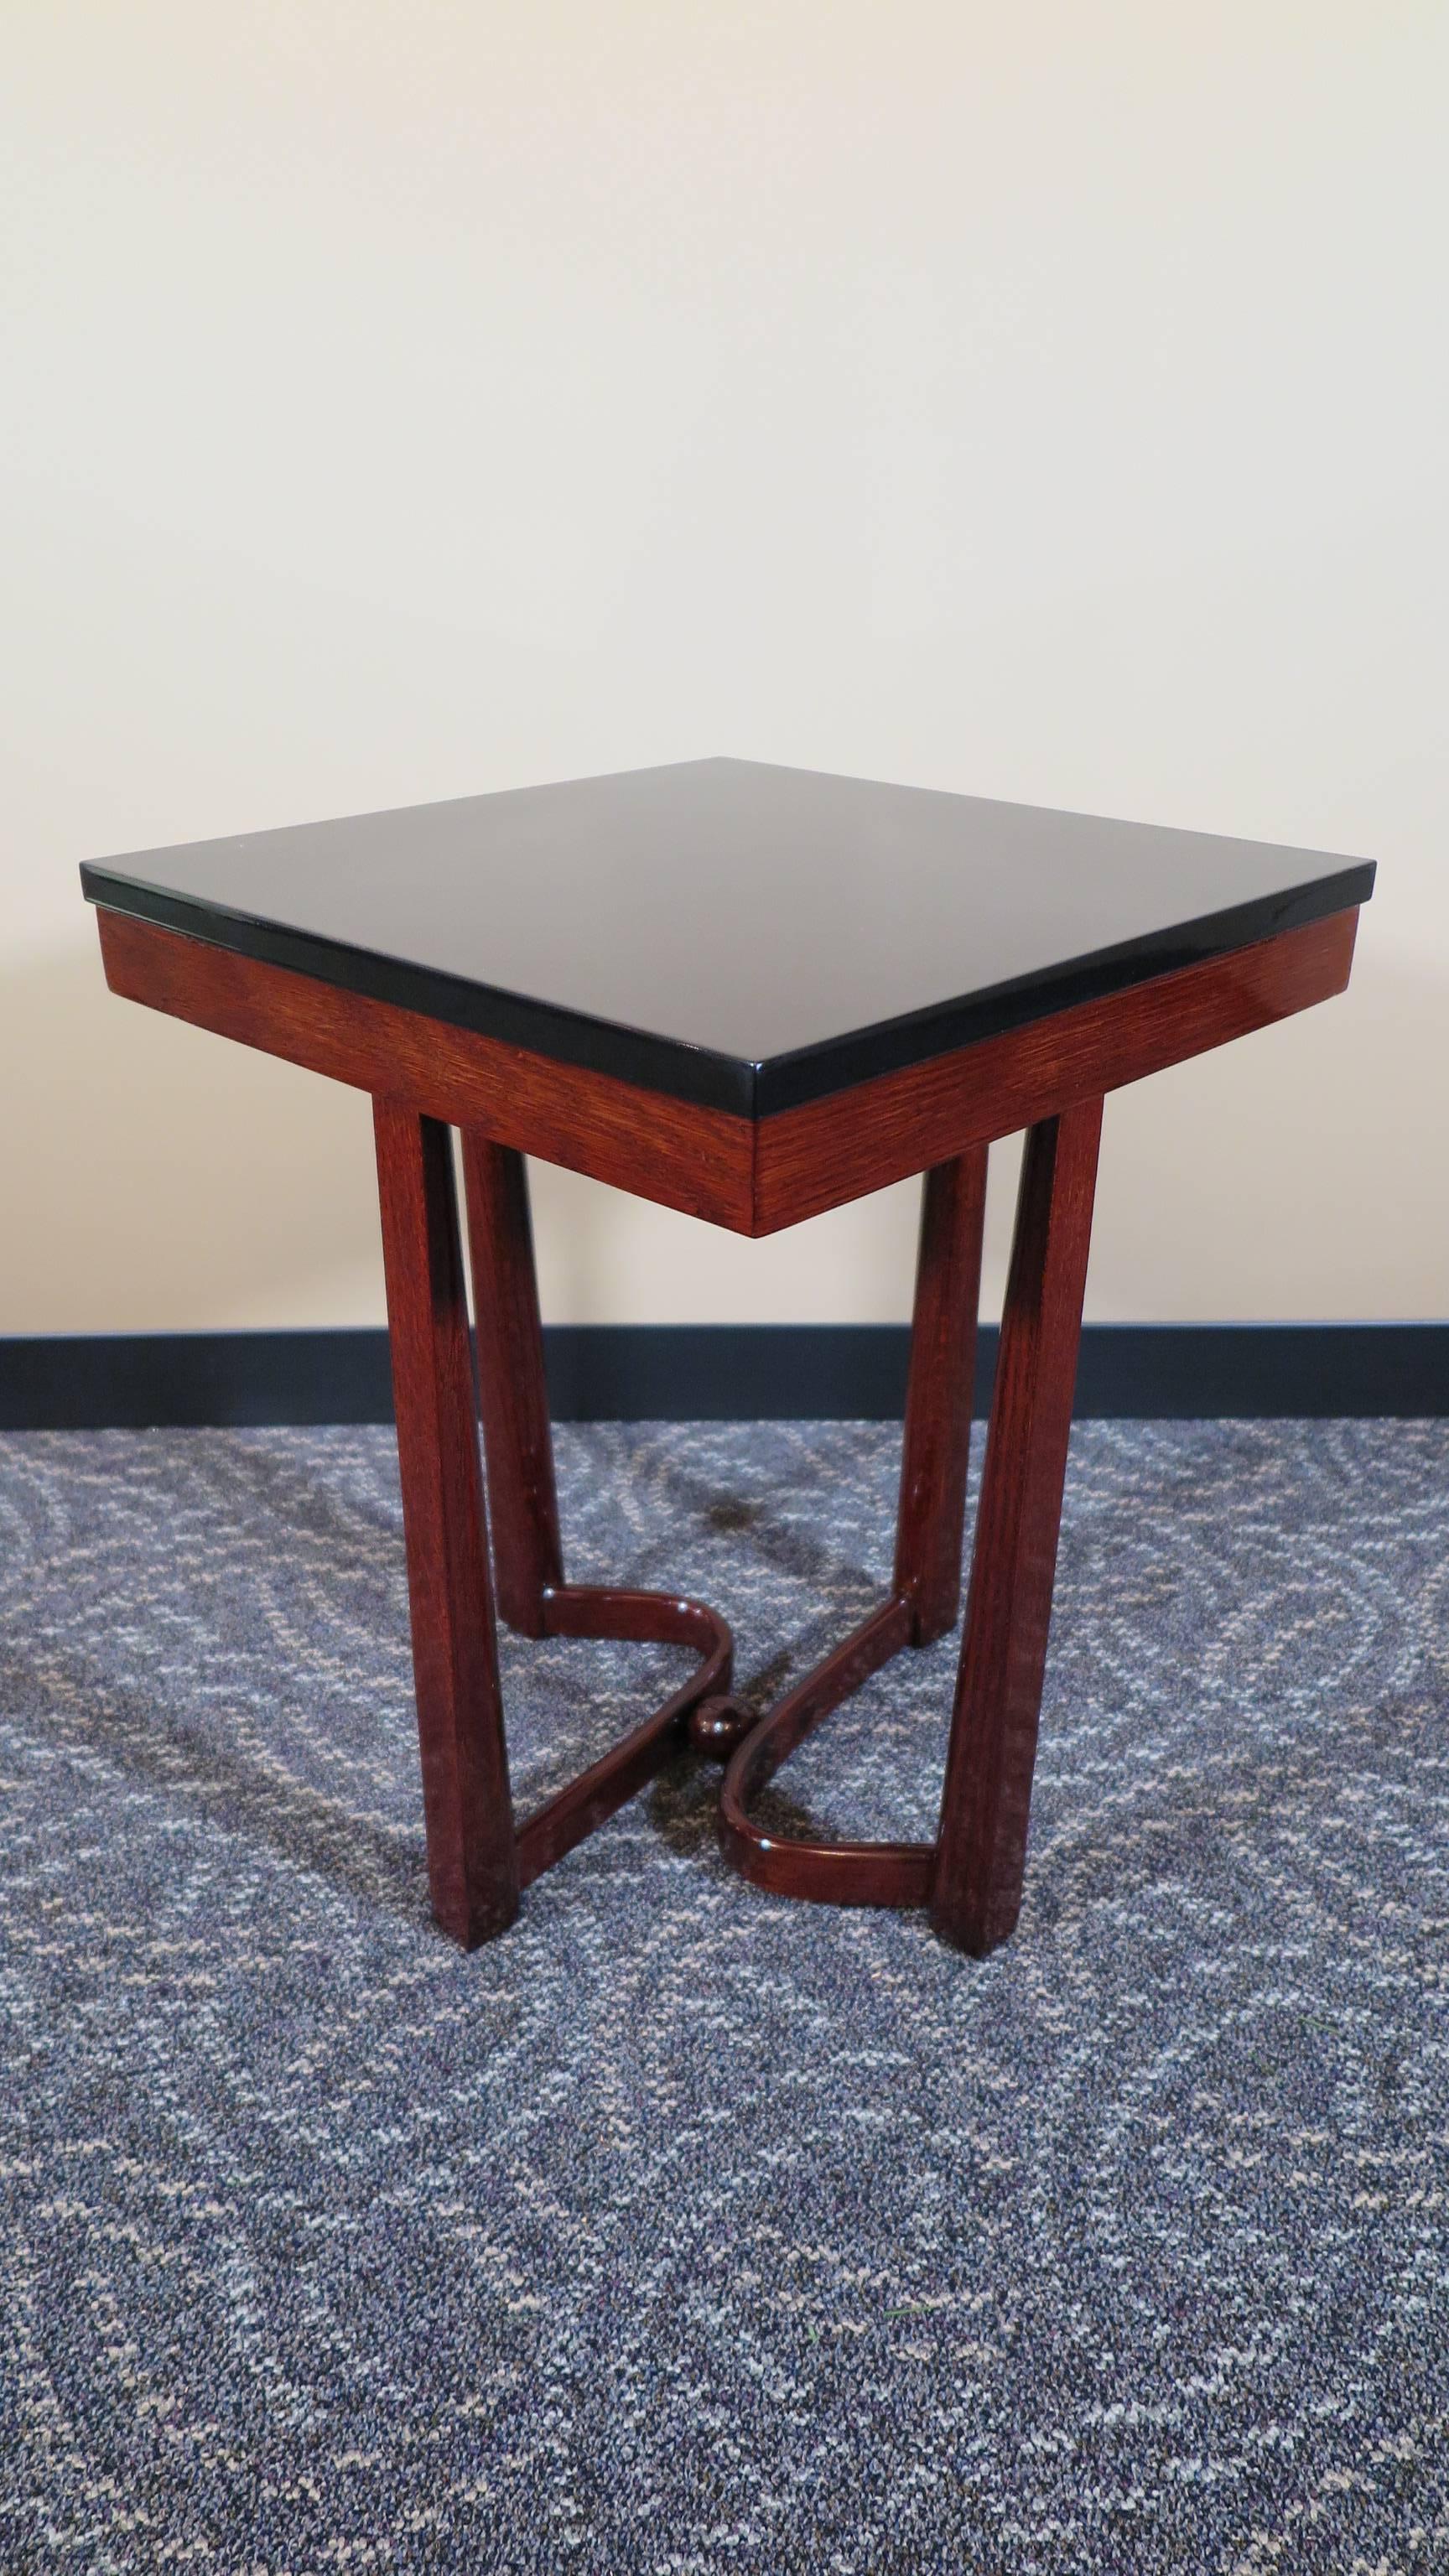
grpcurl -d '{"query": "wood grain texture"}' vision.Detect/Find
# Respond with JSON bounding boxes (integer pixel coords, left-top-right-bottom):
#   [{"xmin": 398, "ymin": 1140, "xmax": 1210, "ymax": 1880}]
[
  {"xmin": 81, "ymin": 756, "xmax": 1374, "ymax": 1113},
  {"xmin": 929, "ymin": 1099, "xmax": 1104, "ymax": 1956},
  {"xmin": 372, "ymin": 1100, "xmax": 519, "ymax": 1947},
  {"xmin": 98, "ymin": 906, "xmax": 1357, "ymax": 1242},
  {"xmin": 98, "ymin": 911, "xmax": 752, "ymax": 1228},
  {"xmin": 461, "ymin": 1135, "xmax": 564, "ymax": 1637},
  {"xmin": 96, "ymin": 897, "xmax": 1359, "ymax": 1953},
  {"xmin": 893, "ymin": 1153, "xmax": 988, "ymax": 1644},
  {"xmin": 380, "ymin": 1119, "xmax": 733, "ymax": 1919},
  {"xmin": 751, "ymin": 911, "xmax": 1358, "ymax": 1233}
]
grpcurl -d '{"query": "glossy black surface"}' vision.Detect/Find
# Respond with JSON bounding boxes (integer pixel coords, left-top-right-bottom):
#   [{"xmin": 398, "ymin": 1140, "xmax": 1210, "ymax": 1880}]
[{"xmin": 81, "ymin": 758, "xmax": 1374, "ymax": 1114}]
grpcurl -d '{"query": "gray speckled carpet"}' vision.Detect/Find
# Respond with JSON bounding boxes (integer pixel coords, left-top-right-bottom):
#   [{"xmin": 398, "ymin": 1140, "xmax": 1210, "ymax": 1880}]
[{"xmin": 1, "ymin": 1420, "xmax": 1446, "ymax": 2573}]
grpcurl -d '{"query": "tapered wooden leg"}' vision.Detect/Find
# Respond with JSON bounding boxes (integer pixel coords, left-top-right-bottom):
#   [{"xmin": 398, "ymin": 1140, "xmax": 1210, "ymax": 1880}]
[
  {"xmin": 460, "ymin": 1136, "xmax": 563, "ymax": 1637},
  {"xmin": 374, "ymin": 1100, "xmax": 519, "ymax": 1946},
  {"xmin": 929, "ymin": 1099, "xmax": 1104, "ymax": 1955},
  {"xmin": 893, "ymin": 1151, "xmax": 988, "ymax": 1645}
]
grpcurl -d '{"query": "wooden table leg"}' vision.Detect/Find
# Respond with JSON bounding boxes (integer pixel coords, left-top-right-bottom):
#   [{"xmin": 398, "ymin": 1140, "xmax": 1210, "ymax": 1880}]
[
  {"xmin": 376, "ymin": 1104, "xmax": 1095, "ymax": 1954},
  {"xmin": 894, "ymin": 1150, "xmax": 988, "ymax": 1645},
  {"xmin": 459, "ymin": 1127, "xmax": 735, "ymax": 1892},
  {"xmin": 716, "ymin": 1148, "xmax": 984, "ymax": 1903},
  {"xmin": 374, "ymin": 1100, "xmax": 519, "ymax": 1947},
  {"xmin": 928, "ymin": 1099, "xmax": 1103, "ymax": 1956},
  {"xmin": 460, "ymin": 1135, "xmax": 564, "ymax": 1637}
]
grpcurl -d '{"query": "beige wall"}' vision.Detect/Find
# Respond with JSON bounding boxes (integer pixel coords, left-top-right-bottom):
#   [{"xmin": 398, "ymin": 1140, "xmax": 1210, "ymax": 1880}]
[{"xmin": 3, "ymin": 1, "xmax": 1446, "ymax": 1336}]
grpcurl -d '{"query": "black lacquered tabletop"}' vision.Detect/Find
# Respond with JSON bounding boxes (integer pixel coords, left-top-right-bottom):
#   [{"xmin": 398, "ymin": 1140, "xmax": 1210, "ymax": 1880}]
[{"xmin": 82, "ymin": 758, "xmax": 1373, "ymax": 1114}]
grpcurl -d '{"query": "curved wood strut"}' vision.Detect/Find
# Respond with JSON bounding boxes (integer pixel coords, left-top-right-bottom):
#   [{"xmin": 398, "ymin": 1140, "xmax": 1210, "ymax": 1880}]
[
  {"xmin": 375, "ymin": 1104, "xmax": 732, "ymax": 1946},
  {"xmin": 460, "ymin": 1129, "xmax": 733, "ymax": 1887},
  {"xmin": 718, "ymin": 1104, "xmax": 1103, "ymax": 1954},
  {"xmin": 715, "ymin": 1149, "xmax": 986, "ymax": 1911},
  {"xmin": 377, "ymin": 1102, "xmax": 1101, "ymax": 1955}
]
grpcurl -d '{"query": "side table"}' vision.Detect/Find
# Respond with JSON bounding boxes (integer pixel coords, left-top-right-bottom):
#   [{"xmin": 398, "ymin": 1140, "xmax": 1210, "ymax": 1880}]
[{"xmin": 82, "ymin": 759, "xmax": 1373, "ymax": 1954}]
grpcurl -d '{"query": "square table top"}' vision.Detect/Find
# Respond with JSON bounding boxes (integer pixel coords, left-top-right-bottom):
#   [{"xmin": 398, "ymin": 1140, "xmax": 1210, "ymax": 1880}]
[{"xmin": 82, "ymin": 757, "xmax": 1373, "ymax": 1116}]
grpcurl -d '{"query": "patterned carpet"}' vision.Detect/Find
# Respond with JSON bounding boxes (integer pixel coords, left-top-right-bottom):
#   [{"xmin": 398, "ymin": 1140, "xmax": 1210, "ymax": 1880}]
[{"xmin": 1, "ymin": 1419, "xmax": 1446, "ymax": 2573}]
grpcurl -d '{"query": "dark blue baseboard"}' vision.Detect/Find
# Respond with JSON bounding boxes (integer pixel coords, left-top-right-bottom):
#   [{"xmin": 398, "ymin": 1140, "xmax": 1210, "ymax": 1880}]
[{"xmin": 0, "ymin": 1323, "xmax": 1446, "ymax": 1430}]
